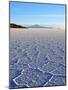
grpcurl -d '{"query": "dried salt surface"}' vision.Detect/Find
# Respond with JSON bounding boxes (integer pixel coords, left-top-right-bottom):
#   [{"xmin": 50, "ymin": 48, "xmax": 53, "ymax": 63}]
[{"xmin": 9, "ymin": 28, "xmax": 66, "ymax": 89}]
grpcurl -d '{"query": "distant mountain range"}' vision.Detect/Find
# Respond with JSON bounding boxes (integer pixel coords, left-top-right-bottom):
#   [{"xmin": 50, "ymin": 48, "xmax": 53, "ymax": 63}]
[
  {"xmin": 10, "ymin": 23, "xmax": 27, "ymax": 28},
  {"xmin": 29, "ymin": 24, "xmax": 50, "ymax": 28},
  {"xmin": 10, "ymin": 23, "xmax": 52, "ymax": 29}
]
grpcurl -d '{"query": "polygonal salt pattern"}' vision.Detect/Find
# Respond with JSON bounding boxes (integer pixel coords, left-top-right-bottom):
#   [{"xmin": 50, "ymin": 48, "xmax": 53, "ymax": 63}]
[
  {"xmin": 9, "ymin": 29, "xmax": 66, "ymax": 88},
  {"xmin": 45, "ymin": 75, "xmax": 65, "ymax": 86},
  {"xmin": 13, "ymin": 68, "xmax": 52, "ymax": 87}
]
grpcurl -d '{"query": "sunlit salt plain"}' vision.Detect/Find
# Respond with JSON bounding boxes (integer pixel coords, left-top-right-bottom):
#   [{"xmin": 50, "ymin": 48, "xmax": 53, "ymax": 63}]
[{"xmin": 9, "ymin": 28, "xmax": 66, "ymax": 89}]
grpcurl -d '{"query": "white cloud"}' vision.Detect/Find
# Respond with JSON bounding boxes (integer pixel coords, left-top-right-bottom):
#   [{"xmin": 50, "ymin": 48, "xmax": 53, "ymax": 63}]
[{"xmin": 21, "ymin": 14, "xmax": 65, "ymax": 17}]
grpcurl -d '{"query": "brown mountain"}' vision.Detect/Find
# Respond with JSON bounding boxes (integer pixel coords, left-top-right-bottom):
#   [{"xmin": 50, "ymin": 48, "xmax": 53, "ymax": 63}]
[{"xmin": 10, "ymin": 23, "xmax": 27, "ymax": 28}]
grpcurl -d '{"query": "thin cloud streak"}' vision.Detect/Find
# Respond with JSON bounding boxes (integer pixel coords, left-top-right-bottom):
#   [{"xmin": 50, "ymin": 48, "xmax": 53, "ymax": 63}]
[{"xmin": 19, "ymin": 14, "xmax": 65, "ymax": 17}]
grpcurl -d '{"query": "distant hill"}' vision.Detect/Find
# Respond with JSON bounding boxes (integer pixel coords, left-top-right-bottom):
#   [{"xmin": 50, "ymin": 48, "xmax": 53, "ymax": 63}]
[
  {"xmin": 10, "ymin": 23, "xmax": 27, "ymax": 28},
  {"xmin": 29, "ymin": 24, "xmax": 49, "ymax": 28}
]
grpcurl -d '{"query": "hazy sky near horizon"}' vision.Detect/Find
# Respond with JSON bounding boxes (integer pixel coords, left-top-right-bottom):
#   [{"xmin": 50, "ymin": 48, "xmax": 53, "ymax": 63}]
[{"xmin": 10, "ymin": 1, "xmax": 65, "ymax": 27}]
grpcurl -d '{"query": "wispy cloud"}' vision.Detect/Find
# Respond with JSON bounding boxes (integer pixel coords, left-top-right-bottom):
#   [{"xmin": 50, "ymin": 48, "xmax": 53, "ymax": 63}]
[
  {"xmin": 42, "ymin": 14, "xmax": 65, "ymax": 17},
  {"xmin": 20, "ymin": 14, "xmax": 65, "ymax": 17}
]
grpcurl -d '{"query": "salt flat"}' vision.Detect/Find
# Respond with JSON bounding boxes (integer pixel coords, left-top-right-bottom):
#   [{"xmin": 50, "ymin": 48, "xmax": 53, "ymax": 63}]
[{"xmin": 9, "ymin": 28, "xmax": 66, "ymax": 89}]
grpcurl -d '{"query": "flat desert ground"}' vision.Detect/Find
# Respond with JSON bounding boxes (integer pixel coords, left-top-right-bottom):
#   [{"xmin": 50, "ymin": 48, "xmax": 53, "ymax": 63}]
[{"xmin": 9, "ymin": 28, "xmax": 66, "ymax": 88}]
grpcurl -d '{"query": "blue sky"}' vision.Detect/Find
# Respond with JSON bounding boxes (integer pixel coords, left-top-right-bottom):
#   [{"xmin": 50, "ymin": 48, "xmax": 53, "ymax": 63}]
[{"xmin": 10, "ymin": 1, "xmax": 65, "ymax": 27}]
